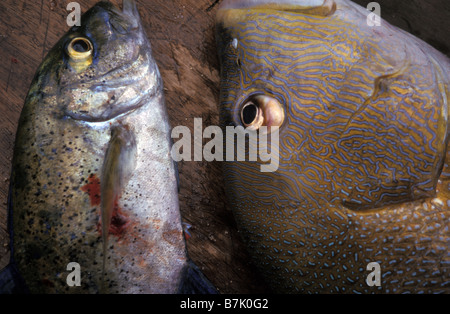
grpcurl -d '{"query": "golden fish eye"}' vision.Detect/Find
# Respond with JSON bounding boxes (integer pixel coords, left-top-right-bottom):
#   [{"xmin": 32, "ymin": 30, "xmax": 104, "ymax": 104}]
[
  {"xmin": 240, "ymin": 95, "xmax": 284, "ymax": 131},
  {"xmin": 67, "ymin": 37, "xmax": 93, "ymax": 58},
  {"xmin": 67, "ymin": 37, "xmax": 93, "ymax": 71}
]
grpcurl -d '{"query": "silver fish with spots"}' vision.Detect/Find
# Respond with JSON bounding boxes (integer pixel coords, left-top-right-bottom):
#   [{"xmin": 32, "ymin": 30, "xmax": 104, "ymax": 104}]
[
  {"xmin": 0, "ymin": 0, "xmax": 215, "ymax": 294},
  {"xmin": 216, "ymin": 0, "xmax": 450, "ymax": 293}
]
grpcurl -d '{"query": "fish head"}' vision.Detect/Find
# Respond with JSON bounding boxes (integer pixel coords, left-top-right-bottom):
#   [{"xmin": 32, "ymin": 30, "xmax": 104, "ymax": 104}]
[
  {"xmin": 216, "ymin": 0, "xmax": 448, "ymax": 212},
  {"xmin": 216, "ymin": 0, "xmax": 449, "ymax": 292},
  {"xmin": 38, "ymin": 0, "xmax": 160, "ymax": 123}
]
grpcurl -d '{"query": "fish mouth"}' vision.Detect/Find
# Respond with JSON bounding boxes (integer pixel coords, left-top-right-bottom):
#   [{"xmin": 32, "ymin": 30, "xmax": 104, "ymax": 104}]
[
  {"xmin": 92, "ymin": 0, "xmax": 141, "ymax": 33},
  {"xmin": 120, "ymin": 0, "xmax": 140, "ymax": 29}
]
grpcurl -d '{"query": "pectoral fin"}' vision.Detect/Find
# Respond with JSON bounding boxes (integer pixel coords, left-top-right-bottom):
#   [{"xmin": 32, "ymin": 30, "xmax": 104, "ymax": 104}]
[{"xmin": 101, "ymin": 124, "xmax": 137, "ymax": 274}]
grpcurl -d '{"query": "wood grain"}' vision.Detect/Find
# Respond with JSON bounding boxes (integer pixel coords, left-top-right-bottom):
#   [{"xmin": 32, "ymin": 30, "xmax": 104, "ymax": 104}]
[{"xmin": 0, "ymin": 0, "xmax": 448, "ymax": 293}]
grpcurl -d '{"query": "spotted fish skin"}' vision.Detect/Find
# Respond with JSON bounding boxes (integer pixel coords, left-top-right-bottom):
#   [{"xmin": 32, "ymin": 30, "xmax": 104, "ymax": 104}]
[
  {"xmin": 2, "ymin": 1, "xmax": 191, "ymax": 293},
  {"xmin": 216, "ymin": 0, "xmax": 450, "ymax": 293}
]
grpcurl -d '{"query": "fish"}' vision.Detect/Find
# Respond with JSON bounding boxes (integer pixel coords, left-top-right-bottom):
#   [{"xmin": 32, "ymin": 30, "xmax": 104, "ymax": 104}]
[
  {"xmin": 0, "ymin": 0, "xmax": 216, "ymax": 294},
  {"xmin": 215, "ymin": 0, "xmax": 450, "ymax": 293}
]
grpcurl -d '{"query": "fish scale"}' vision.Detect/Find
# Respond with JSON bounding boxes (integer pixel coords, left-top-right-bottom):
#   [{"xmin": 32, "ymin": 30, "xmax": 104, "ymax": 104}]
[{"xmin": 216, "ymin": 0, "xmax": 449, "ymax": 293}]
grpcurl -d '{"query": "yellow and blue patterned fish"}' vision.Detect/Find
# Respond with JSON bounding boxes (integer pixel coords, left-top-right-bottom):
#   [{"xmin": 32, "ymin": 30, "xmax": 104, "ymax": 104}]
[
  {"xmin": 0, "ymin": 0, "xmax": 216, "ymax": 294},
  {"xmin": 216, "ymin": 0, "xmax": 450, "ymax": 293}
]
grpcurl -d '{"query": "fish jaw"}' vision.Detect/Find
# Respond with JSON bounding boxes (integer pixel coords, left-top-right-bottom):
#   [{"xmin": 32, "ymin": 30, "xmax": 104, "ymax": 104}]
[{"xmin": 62, "ymin": 51, "xmax": 161, "ymax": 123}]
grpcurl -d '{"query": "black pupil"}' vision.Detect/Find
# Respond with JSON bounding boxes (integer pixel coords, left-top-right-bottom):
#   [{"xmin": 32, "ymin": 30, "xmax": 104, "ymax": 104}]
[
  {"xmin": 72, "ymin": 39, "xmax": 89, "ymax": 52},
  {"xmin": 242, "ymin": 103, "xmax": 258, "ymax": 125}
]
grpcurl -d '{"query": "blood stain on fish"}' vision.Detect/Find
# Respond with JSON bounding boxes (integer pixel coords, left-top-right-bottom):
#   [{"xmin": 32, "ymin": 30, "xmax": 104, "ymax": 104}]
[
  {"xmin": 96, "ymin": 196, "xmax": 129, "ymax": 240},
  {"xmin": 108, "ymin": 197, "xmax": 129, "ymax": 238},
  {"xmin": 81, "ymin": 173, "xmax": 129, "ymax": 239},
  {"xmin": 81, "ymin": 173, "xmax": 101, "ymax": 206}
]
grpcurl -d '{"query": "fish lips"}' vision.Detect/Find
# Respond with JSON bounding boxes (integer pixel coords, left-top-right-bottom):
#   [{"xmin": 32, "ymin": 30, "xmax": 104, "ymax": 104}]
[
  {"xmin": 122, "ymin": 0, "xmax": 140, "ymax": 27},
  {"xmin": 109, "ymin": 0, "xmax": 141, "ymax": 32}
]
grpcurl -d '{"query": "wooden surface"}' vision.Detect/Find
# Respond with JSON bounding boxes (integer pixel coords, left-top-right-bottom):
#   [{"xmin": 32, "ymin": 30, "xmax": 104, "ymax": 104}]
[{"xmin": 0, "ymin": 0, "xmax": 448, "ymax": 294}]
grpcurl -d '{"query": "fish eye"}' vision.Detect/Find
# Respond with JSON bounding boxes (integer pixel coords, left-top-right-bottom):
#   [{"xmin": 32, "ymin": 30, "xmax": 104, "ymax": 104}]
[
  {"xmin": 67, "ymin": 37, "xmax": 93, "ymax": 71},
  {"xmin": 240, "ymin": 95, "xmax": 284, "ymax": 131},
  {"xmin": 71, "ymin": 39, "xmax": 90, "ymax": 53},
  {"xmin": 67, "ymin": 37, "xmax": 93, "ymax": 57},
  {"xmin": 242, "ymin": 101, "xmax": 258, "ymax": 125}
]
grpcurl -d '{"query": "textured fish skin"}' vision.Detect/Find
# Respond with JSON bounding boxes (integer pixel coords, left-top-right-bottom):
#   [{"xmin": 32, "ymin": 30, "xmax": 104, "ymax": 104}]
[
  {"xmin": 0, "ymin": 0, "xmax": 212, "ymax": 294},
  {"xmin": 216, "ymin": 0, "xmax": 450, "ymax": 293}
]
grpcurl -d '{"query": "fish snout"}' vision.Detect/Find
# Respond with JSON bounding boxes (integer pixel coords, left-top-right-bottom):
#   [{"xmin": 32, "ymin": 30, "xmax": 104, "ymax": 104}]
[{"xmin": 121, "ymin": 0, "xmax": 140, "ymax": 30}]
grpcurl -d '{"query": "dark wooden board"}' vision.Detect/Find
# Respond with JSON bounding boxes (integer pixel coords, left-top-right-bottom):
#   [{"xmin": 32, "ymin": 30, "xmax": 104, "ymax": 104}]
[{"xmin": 0, "ymin": 0, "xmax": 448, "ymax": 294}]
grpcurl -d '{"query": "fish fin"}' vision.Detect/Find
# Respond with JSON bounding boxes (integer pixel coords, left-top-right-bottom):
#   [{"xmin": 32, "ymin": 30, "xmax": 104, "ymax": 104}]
[
  {"xmin": 177, "ymin": 260, "xmax": 218, "ymax": 294},
  {"xmin": 0, "ymin": 174, "xmax": 28, "ymax": 294},
  {"xmin": 100, "ymin": 124, "xmax": 137, "ymax": 278},
  {"xmin": 0, "ymin": 263, "xmax": 28, "ymax": 294}
]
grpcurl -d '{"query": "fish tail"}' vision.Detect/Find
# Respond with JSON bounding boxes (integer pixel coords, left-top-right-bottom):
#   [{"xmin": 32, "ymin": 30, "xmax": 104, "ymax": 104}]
[{"xmin": 100, "ymin": 124, "xmax": 137, "ymax": 290}]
